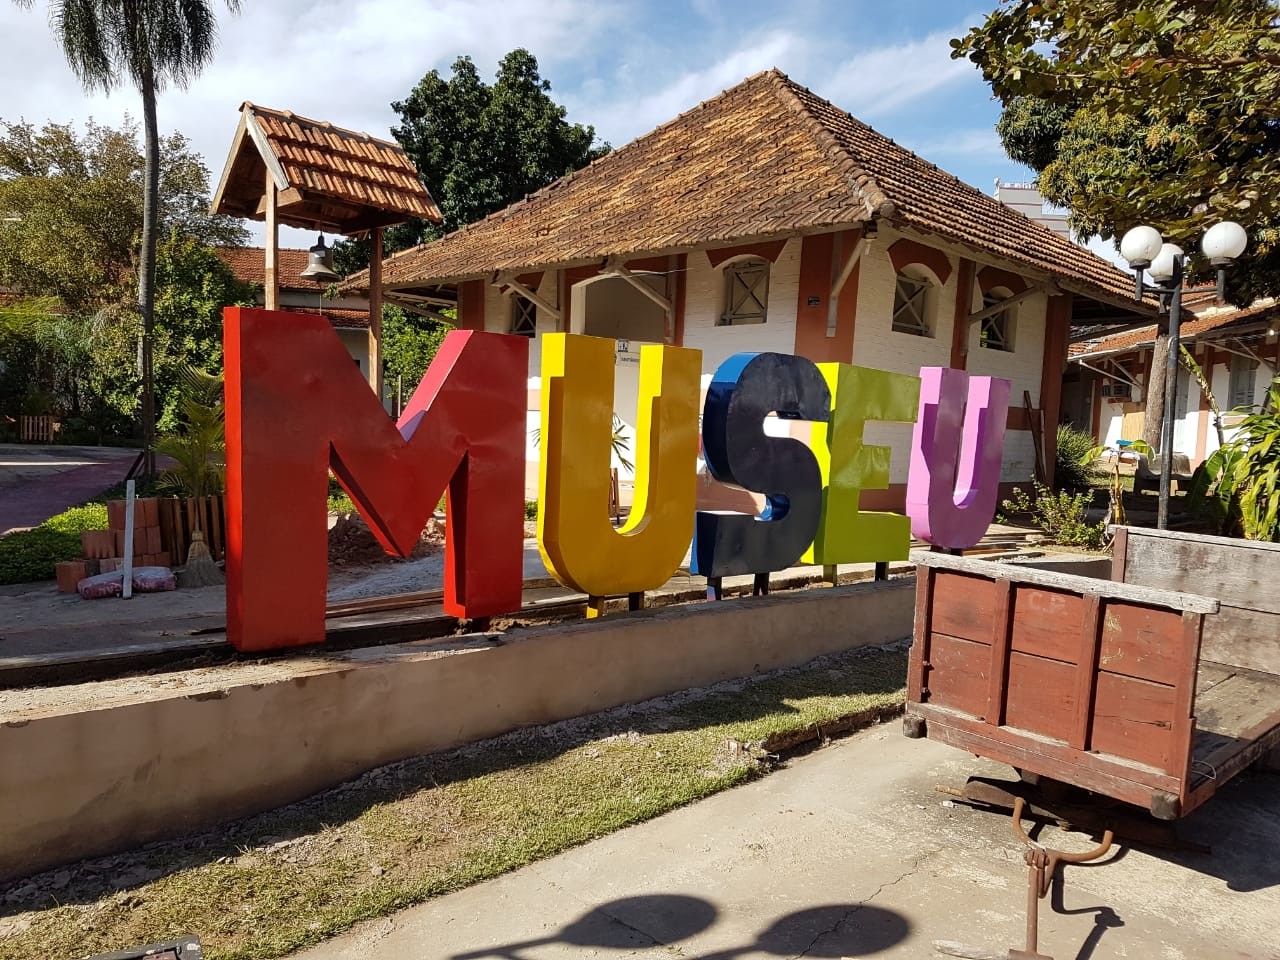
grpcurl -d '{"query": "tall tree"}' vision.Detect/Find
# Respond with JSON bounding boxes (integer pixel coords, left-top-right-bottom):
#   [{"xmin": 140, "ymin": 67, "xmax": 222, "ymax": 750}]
[
  {"xmin": 0, "ymin": 118, "xmax": 250, "ymax": 441},
  {"xmin": 954, "ymin": 1, "xmax": 1280, "ymax": 300},
  {"xmin": 14, "ymin": 0, "xmax": 241, "ymax": 468},
  {"xmin": 0, "ymin": 119, "xmax": 245, "ymax": 309},
  {"xmin": 335, "ymin": 47, "xmax": 607, "ymax": 275},
  {"xmin": 954, "ymin": 1, "xmax": 1280, "ymax": 450}
]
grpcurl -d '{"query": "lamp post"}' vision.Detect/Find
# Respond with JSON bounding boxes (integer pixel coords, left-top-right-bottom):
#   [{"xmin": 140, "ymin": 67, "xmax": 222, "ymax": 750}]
[{"xmin": 1120, "ymin": 221, "xmax": 1247, "ymax": 530}]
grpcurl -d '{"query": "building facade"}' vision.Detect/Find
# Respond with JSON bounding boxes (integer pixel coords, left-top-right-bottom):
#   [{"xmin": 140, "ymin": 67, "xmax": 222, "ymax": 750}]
[{"xmin": 349, "ymin": 70, "xmax": 1153, "ymax": 505}]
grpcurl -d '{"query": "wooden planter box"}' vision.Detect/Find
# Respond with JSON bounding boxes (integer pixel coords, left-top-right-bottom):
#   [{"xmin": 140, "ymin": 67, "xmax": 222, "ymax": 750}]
[{"xmin": 157, "ymin": 495, "xmax": 226, "ymax": 566}]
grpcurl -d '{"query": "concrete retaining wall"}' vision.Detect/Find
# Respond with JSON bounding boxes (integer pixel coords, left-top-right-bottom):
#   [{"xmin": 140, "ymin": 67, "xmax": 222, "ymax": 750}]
[{"xmin": 0, "ymin": 579, "xmax": 912, "ymax": 881}]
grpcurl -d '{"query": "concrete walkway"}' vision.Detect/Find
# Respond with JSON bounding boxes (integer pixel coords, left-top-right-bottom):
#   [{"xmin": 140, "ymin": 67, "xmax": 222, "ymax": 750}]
[
  {"xmin": 293, "ymin": 727, "xmax": 1280, "ymax": 960},
  {"xmin": 0, "ymin": 444, "xmax": 139, "ymax": 534}
]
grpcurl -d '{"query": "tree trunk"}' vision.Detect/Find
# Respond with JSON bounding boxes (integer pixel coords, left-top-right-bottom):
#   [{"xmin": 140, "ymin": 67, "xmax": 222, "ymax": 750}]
[
  {"xmin": 1144, "ymin": 331, "xmax": 1169, "ymax": 453},
  {"xmin": 139, "ymin": 65, "xmax": 159, "ymax": 476}
]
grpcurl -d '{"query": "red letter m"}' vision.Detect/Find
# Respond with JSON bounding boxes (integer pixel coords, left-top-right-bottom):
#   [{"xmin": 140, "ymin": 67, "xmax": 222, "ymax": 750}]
[{"xmin": 224, "ymin": 307, "xmax": 527, "ymax": 651}]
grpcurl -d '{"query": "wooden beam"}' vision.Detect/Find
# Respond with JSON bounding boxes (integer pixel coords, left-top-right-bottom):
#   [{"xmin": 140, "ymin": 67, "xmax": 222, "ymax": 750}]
[
  {"xmin": 264, "ymin": 171, "xmax": 279, "ymax": 311},
  {"xmin": 495, "ymin": 272, "xmax": 561, "ymax": 321},
  {"xmin": 369, "ymin": 227, "xmax": 384, "ymax": 401},
  {"xmin": 255, "ymin": 186, "xmax": 305, "ymax": 215},
  {"xmin": 966, "ymin": 282, "xmax": 1052, "ymax": 326},
  {"xmin": 601, "ymin": 259, "xmax": 672, "ymax": 314}
]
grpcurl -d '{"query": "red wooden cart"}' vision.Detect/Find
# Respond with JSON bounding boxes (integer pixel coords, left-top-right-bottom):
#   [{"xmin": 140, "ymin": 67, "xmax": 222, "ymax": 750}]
[{"xmin": 905, "ymin": 526, "xmax": 1280, "ymax": 821}]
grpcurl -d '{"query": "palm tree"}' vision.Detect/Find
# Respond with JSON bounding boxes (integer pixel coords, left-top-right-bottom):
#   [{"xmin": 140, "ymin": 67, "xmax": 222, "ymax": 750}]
[{"xmin": 13, "ymin": 0, "xmax": 241, "ymax": 473}]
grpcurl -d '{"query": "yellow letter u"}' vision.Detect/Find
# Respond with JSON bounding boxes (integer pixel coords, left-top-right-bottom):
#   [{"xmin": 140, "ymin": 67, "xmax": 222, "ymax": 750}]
[{"xmin": 537, "ymin": 333, "xmax": 700, "ymax": 598}]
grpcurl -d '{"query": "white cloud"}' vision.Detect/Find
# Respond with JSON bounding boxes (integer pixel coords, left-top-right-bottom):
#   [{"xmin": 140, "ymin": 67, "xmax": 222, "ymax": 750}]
[
  {"xmin": 902, "ymin": 128, "xmax": 1005, "ymax": 160},
  {"xmin": 0, "ymin": 0, "xmax": 615, "ymax": 246},
  {"xmin": 821, "ymin": 25, "xmax": 977, "ymax": 120},
  {"xmin": 569, "ymin": 32, "xmax": 807, "ymax": 148}
]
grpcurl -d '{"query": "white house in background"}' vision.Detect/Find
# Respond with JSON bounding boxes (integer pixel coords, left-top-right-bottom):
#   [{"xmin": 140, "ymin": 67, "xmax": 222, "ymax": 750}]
[
  {"xmin": 345, "ymin": 70, "xmax": 1154, "ymax": 504},
  {"xmin": 994, "ymin": 180, "xmax": 1071, "ymax": 240},
  {"xmin": 1068, "ymin": 298, "xmax": 1280, "ymax": 465},
  {"xmin": 214, "ymin": 245, "xmax": 375, "ymax": 376}
]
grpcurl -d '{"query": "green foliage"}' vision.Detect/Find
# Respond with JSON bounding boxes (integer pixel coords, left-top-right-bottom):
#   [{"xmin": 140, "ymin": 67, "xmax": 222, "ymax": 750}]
[
  {"xmin": 1191, "ymin": 377, "xmax": 1280, "ymax": 540},
  {"xmin": 334, "ymin": 48, "xmax": 607, "ymax": 271},
  {"xmin": 155, "ymin": 364, "xmax": 224, "ymax": 498},
  {"xmin": 0, "ymin": 117, "xmax": 252, "ymax": 440},
  {"xmin": 0, "ymin": 502, "xmax": 107, "ymax": 584},
  {"xmin": 1054, "ymin": 423, "xmax": 1098, "ymax": 490},
  {"xmin": 954, "ymin": 1, "xmax": 1280, "ymax": 301},
  {"xmin": 0, "ymin": 119, "xmax": 246, "ymax": 309},
  {"xmin": 1000, "ymin": 482, "xmax": 1105, "ymax": 549},
  {"xmin": 524, "ymin": 500, "xmax": 538, "ymax": 521},
  {"xmin": 396, "ymin": 47, "xmax": 608, "ymax": 239},
  {"xmin": 381, "ymin": 305, "xmax": 452, "ymax": 397}
]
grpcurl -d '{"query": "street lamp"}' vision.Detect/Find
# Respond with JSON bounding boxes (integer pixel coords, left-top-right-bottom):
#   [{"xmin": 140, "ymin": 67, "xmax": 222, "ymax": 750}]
[{"xmin": 1121, "ymin": 221, "xmax": 1247, "ymax": 530}]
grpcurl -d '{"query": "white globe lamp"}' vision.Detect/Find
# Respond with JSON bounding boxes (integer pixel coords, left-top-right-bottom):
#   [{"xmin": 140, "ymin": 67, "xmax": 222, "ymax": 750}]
[
  {"xmin": 1148, "ymin": 243, "xmax": 1184, "ymax": 283},
  {"xmin": 1201, "ymin": 221, "xmax": 1247, "ymax": 266},
  {"xmin": 1120, "ymin": 225, "xmax": 1163, "ymax": 269}
]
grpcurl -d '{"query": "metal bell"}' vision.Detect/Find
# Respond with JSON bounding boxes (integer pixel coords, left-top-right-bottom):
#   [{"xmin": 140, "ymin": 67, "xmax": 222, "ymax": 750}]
[{"xmin": 300, "ymin": 234, "xmax": 339, "ymax": 284}]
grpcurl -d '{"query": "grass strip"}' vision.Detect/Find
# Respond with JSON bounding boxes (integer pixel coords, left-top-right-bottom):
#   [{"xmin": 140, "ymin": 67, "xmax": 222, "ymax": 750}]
[{"xmin": 0, "ymin": 645, "xmax": 907, "ymax": 960}]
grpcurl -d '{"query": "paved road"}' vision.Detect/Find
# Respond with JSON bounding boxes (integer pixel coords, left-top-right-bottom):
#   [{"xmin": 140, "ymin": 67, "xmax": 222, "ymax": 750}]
[
  {"xmin": 294, "ymin": 726, "xmax": 1280, "ymax": 960},
  {"xmin": 0, "ymin": 444, "xmax": 139, "ymax": 534}
]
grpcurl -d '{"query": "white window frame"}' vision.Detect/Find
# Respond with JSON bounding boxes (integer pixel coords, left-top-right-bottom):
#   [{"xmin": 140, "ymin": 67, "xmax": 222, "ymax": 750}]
[
  {"xmin": 719, "ymin": 257, "xmax": 770, "ymax": 325},
  {"xmin": 509, "ymin": 295, "xmax": 537, "ymax": 337},
  {"xmin": 892, "ymin": 273, "xmax": 932, "ymax": 337},
  {"xmin": 979, "ymin": 291, "xmax": 1015, "ymax": 352}
]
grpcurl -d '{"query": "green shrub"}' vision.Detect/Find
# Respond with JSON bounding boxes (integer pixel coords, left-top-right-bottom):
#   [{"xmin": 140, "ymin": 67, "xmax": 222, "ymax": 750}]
[
  {"xmin": 0, "ymin": 502, "xmax": 108, "ymax": 584},
  {"xmin": 1054, "ymin": 423, "xmax": 1098, "ymax": 490},
  {"xmin": 999, "ymin": 482, "xmax": 1104, "ymax": 549},
  {"xmin": 1189, "ymin": 377, "xmax": 1280, "ymax": 541},
  {"xmin": 524, "ymin": 500, "xmax": 539, "ymax": 521}
]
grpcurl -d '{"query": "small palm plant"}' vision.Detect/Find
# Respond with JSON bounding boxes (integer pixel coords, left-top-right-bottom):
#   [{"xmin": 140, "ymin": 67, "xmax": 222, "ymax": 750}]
[
  {"xmin": 154, "ymin": 365, "xmax": 224, "ymax": 584},
  {"xmin": 1189, "ymin": 377, "xmax": 1280, "ymax": 541},
  {"xmin": 1082, "ymin": 439, "xmax": 1153, "ymax": 526},
  {"xmin": 155, "ymin": 365, "xmax": 224, "ymax": 500}
]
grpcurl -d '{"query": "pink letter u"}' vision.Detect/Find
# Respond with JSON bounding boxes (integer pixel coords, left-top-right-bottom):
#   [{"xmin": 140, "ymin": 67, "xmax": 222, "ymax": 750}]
[{"xmin": 906, "ymin": 367, "xmax": 1011, "ymax": 550}]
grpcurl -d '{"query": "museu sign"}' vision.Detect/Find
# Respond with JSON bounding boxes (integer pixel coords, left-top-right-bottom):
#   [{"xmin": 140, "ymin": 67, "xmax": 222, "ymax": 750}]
[{"xmin": 224, "ymin": 307, "xmax": 1010, "ymax": 651}]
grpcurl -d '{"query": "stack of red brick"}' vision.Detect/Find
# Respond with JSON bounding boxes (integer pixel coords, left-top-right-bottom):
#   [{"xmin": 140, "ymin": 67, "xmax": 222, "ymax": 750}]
[{"xmin": 54, "ymin": 498, "xmax": 173, "ymax": 593}]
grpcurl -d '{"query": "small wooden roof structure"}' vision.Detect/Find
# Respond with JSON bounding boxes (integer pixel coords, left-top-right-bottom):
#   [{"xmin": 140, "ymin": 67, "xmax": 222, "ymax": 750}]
[
  {"xmin": 212, "ymin": 103, "xmax": 440, "ymax": 400},
  {"xmin": 211, "ymin": 102, "xmax": 441, "ymax": 234}
]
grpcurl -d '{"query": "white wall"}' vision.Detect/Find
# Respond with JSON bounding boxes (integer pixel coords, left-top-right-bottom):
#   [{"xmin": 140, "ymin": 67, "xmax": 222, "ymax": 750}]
[
  {"xmin": 495, "ymin": 230, "xmax": 1058, "ymax": 492},
  {"xmin": 852, "ymin": 226, "xmax": 1048, "ymax": 485},
  {"xmin": 682, "ymin": 239, "xmax": 802, "ymax": 374}
]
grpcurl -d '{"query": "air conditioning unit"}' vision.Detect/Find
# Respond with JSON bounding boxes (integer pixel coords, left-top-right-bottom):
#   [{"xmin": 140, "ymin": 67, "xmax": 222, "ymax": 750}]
[{"xmin": 1100, "ymin": 382, "xmax": 1130, "ymax": 400}]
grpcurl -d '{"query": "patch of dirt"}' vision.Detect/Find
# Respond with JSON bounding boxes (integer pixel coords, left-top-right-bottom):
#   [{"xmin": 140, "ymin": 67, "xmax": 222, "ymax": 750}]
[{"xmin": 327, "ymin": 514, "xmax": 444, "ymax": 567}]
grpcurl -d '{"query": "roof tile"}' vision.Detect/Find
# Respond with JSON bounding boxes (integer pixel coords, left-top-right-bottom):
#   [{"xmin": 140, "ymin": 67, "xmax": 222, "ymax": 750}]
[
  {"xmin": 349, "ymin": 70, "xmax": 1140, "ymax": 307},
  {"xmin": 236, "ymin": 104, "xmax": 441, "ymax": 224}
]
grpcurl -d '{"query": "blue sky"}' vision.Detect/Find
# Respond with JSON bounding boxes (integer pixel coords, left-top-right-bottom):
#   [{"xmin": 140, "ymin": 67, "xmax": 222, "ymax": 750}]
[{"xmin": 0, "ymin": 0, "xmax": 1042, "ymax": 248}]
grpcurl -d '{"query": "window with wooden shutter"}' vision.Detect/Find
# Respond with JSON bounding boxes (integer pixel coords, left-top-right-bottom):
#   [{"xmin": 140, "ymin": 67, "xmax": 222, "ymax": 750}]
[
  {"xmin": 892, "ymin": 273, "xmax": 932, "ymax": 337},
  {"xmin": 1228, "ymin": 355, "xmax": 1259, "ymax": 410},
  {"xmin": 720, "ymin": 258, "xmax": 769, "ymax": 325},
  {"xmin": 509, "ymin": 296, "xmax": 536, "ymax": 337},
  {"xmin": 979, "ymin": 292, "xmax": 1015, "ymax": 352}
]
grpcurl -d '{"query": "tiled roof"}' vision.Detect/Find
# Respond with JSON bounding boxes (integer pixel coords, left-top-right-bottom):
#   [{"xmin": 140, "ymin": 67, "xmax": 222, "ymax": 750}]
[
  {"xmin": 212, "ymin": 247, "xmax": 371, "ymax": 328},
  {"xmin": 1073, "ymin": 299, "xmax": 1278, "ymax": 358},
  {"xmin": 214, "ymin": 246, "xmax": 312, "ymax": 289},
  {"xmin": 291, "ymin": 306, "xmax": 371, "ymax": 330},
  {"xmin": 212, "ymin": 104, "xmax": 441, "ymax": 231},
  {"xmin": 349, "ymin": 70, "xmax": 1144, "ymax": 310},
  {"xmin": 248, "ymin": 105, "xmax": 440, "ymax": 221}
]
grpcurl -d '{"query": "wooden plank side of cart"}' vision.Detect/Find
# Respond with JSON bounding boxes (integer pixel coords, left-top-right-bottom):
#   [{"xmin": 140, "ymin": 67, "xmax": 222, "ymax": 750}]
[{"xmin": 904, "ymin": 535, "xmax": 1280, "ymax": 820}]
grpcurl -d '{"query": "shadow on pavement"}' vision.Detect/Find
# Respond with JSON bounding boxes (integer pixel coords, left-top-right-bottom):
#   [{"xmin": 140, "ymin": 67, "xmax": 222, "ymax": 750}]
[{"xmin": 451, "ymin": 895, "xmax": 910, "ymax": 959}]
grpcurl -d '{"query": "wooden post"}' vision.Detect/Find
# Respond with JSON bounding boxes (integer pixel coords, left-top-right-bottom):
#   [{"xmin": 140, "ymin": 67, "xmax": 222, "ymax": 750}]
[
  {"xmin": 368, "ymin": 226, "xmax": 384, "ymax": 401},
  {"xmin": 263, "ymin": 171, "xmax": 279, "ymax": 311},
  {"xmin": 121, "ymin": 480, "xmax": 136, "ymax": 600}
]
